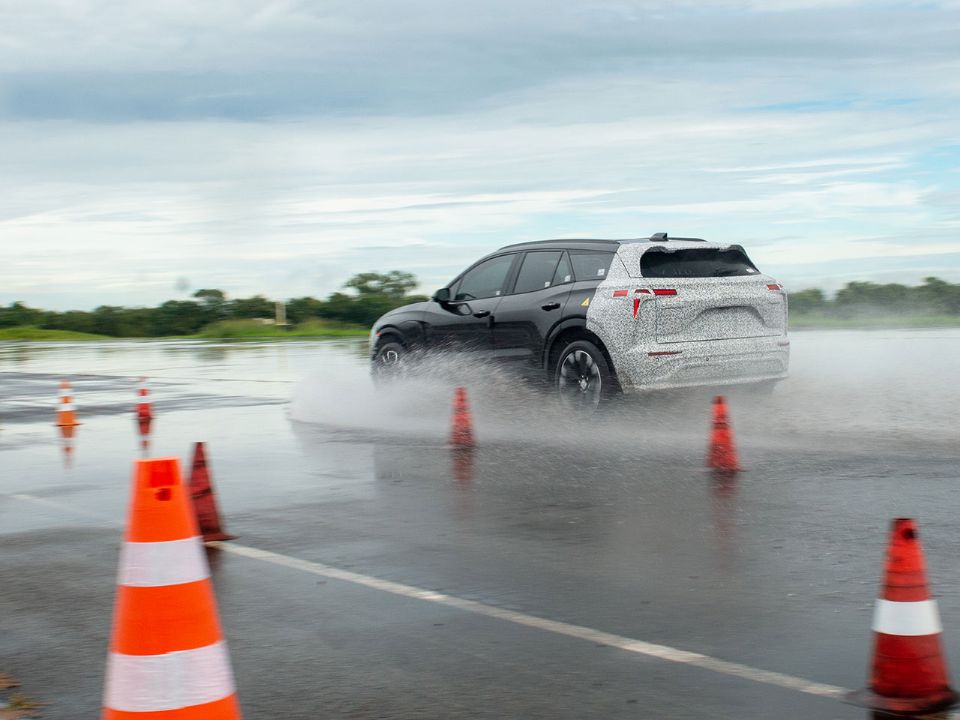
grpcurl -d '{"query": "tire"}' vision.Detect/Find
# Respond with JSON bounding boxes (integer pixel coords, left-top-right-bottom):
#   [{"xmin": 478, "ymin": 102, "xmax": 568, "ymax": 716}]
[
  {"xmin": 371, "ymin": 339, "xmax": 406, "ymax": 382},
  {"xmin": 554, "ymin": 339, "xmax": 613, "ymax": 415}
]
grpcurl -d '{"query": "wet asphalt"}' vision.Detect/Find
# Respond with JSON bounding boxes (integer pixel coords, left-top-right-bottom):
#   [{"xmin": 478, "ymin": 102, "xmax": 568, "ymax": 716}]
[{"xmin": 2, "ymin": 333, "xmax": 960, "ymax": 719}]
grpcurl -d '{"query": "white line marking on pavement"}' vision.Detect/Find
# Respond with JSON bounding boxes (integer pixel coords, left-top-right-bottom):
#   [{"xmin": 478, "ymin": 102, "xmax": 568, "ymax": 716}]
[
  {"xmin": 3, "ymin": 493, "xmax": 848, "ymax": 702},
  {"xmin": 7, "ymin": 493, "xmax": 112, "ymax": 520},
  {"xmin": 211, "ymin": 541, "xmax": 848, "ymax": 701}
]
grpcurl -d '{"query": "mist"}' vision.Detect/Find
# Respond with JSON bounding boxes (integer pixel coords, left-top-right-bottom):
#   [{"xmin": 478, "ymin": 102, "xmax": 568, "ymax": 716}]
[{"xmin": 289, "ymin": 330, "xmax": 960, "ymax": 457}]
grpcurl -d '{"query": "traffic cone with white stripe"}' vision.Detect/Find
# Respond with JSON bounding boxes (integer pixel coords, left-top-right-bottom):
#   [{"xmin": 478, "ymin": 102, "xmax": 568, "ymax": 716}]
[
  {"xmin": 136, "ymin": 377, "xmax": 153, "ymax": 421},
  {"xmin": 136, "ymin": 416, "xmax": 152, "ymax": 457},
  {"xmin": 847, "ymin": 518, "xmax": 958, "ymax": 714},
  {"xmin": 55, "ymin": 380, "xmax": 80, "ymax": 427},
  {"xmin": 102, "ymin": 457, "xmax": 242, "ymax": 719}
]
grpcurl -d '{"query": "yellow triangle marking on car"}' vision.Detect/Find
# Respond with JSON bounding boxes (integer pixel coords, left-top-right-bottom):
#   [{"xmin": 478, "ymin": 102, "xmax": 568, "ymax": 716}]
[{"xmin": 581, "ymin": 297, "xmax": 590, "ymax": 307}]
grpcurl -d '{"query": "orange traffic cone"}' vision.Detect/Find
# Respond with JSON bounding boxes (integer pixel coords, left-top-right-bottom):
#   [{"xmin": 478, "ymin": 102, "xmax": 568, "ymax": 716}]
[
  {"xmin": 707, "ymin": 395, "xmax": 740, "ymax": 472},
  {"xmin": 102, "ymin": 457, "xmax": 242, "ymax": 719},
  {"xmin": 847, "ymin": 518, "xmax": 958, "ymax": 714},
  {"xmin": 55, "ymin": 380, "xmax": 80, "ymax": 427},
  {"xmin": 449, "ymin": 386, "xmax": 475, "ymax": 448},
  {"xmin": 136, "ymin": 416, "xmax": 152, "ymax": 457},
  {"xmin": 188, "ymin": 442, "xmax": 236, "ymax": 542},
  {"xmin": 136, "ymin": 377, "xmax": 153, "ymax": 421}
]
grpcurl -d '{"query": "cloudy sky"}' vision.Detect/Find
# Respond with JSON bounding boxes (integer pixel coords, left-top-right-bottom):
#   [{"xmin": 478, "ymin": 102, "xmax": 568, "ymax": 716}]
[{"xmin": 2, "ymin": 0, "xmax": 959, "ymax": 309}]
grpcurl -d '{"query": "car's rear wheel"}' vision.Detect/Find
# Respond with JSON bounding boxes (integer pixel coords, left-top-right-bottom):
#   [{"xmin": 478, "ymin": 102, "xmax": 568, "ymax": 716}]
[
  {"xmin": 554, "ymin": 339, "xmax": 612, "ymax": 414},
  {"xmin": 371, "ymin": 339, "xmax": 406, "ymax": 381}
]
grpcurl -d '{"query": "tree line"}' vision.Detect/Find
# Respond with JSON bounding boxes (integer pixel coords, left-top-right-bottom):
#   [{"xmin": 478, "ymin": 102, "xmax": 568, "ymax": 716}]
[
  {"xmin": 4, "ymin": 274, "xmax": 960, "ymax": 337},
  {"xmin": 0, "ymin": 271, "xmax": 428, "ymax": 337},
  {"xmin": 788, "ymin": 277, "xmax": 960, "ymax": 317}
]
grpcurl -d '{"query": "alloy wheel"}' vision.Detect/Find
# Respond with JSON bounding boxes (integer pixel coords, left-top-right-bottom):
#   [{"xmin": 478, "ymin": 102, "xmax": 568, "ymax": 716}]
[{"xmin": 558, "ymin": 349, "xmax": 602, "ymax": 412}]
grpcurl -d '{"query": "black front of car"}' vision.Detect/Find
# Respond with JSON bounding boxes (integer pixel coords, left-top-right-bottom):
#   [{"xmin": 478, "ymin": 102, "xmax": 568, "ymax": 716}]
[{"xmin": 370, "ymin": 301, "xmax": 429, "ymax": 360}]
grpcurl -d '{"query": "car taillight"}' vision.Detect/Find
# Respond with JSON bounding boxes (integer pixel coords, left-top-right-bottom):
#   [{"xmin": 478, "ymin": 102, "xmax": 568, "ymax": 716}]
[
  {"xmin": 653, "ymin": 288, "xmax": 677, "ymax": 296},
  {"xmin": 631, "ymin": 289, "xmax": 653, "ymax": 318},
  {"xmin": 612, "ymin": 289, "xmax": 628, "ymax": 297},
  {"xmin": 767, "ymin": 284, "xmax": 782, "ymax": 291}
]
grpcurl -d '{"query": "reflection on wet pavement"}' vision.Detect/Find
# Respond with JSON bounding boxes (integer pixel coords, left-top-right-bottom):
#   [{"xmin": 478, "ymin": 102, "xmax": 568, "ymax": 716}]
[{"xmin": 3, "ymin": 332, "xmax": 960, "ymax": 719}]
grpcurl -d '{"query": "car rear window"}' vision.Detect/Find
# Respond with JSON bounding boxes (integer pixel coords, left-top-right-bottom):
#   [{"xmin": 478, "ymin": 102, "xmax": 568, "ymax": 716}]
[
  {"xmin": 570, "ymin": 252, "xmax": 615, "ymax": 281},
  {"xmin": 640, "ymin": 248, "xmax": 760, "ymax": 278}
]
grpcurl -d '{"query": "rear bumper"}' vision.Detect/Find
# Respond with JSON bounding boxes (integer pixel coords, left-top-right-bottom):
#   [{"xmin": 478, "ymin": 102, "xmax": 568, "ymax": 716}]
[{"xmin": 613, "ymin": 336, "xmax": 790, "ymax": 392}]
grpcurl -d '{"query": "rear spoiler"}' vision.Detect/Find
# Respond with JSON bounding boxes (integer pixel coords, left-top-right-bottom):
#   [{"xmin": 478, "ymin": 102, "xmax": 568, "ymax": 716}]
[{"xmin": 647, "ymin": 233, "xmax": 706, "ymax": 243}]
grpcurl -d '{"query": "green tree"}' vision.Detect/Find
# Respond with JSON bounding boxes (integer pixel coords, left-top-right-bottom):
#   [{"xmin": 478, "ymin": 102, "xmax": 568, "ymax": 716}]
[
  {"xmin": 912, "ymin": 277, "xmax": 960, "ymax": 314},
  {"xmin": 344, "ymin": 271, "xmax": 417, "ymax": 300},
  {"xmin": 90, "ymin": 306, "xmax": 129, "ymax": 336},
  {"xmin": 286, "ymin": 296, "xmax": 326, "ymax": 324},
  {"xmin": 193, "ymin": 289, "xmax": 225, "ymax": 303},
  {"xmin": 151, "ymin": 300, "xmax": 207, "ymax": 335},
  {"xmin": 191, "ymin": 288, "xmax": 229, "ymax": 324},
  {"xmin": 227, "ymin": 295, "xmax": 274, "ymax": 319},
  {"xmin": 834, "ymin": 281, "xmax": 911, "ymax": 316},
  {"xmin": 43, "ymin": 310, "xmax": 96, "ymax": 334},
  {"xmin": 787, "ymin": 288, "xmax": 826, "ymax": 315},
  {"xmin": 0, "ymin": 301, "xmax": 44, "ymax": 328}
]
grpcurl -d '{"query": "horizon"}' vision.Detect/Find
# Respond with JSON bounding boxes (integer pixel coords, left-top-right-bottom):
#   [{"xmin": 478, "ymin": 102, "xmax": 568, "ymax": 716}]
[
  {"xmin": 7, "ymin": 269, "xmax": 960, "ymax": 314},
  {"xmin": 2, "ymin": 1, "xmax": 959, "ymax": 311}
]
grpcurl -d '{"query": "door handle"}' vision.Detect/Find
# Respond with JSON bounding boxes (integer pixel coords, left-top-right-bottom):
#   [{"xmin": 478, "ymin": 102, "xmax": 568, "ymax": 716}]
[
  {"xmin": 473, "ymin": 310, "xmax": 490, "ymax": 318},
  {"xmin": 541, "ymin": 302, "xmax": 561, "ymax": 311}
]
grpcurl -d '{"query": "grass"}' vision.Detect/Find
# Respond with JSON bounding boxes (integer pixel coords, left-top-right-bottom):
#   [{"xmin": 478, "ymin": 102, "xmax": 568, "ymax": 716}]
[
  {"xmin": 0, "ymin": 320, "xmax": 368, "ymax": 342},
  {"xmin": 7, "ymin": 313, "xmax": 960, "ymax": 341},
  {"xmin": 191, "ymin": 319, "xmax": 369, "ymax": 339},
  {"xmin": 0, "ymin": 326, "xmax": 111, "ymax": 341},
  {"xmin": 789, "ymin": 313, "xmax": 960, "ymax": 330}
]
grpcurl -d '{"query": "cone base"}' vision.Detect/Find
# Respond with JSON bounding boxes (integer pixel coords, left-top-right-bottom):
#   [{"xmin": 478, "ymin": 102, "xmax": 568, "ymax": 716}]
[
  {"xmin": 449, "ymin": 431, "xmax": 475, "ymax": 448},
  {"xmin": 846, "ymin": 686, "xmax": 959, "ymax": 715},
  {"xmin": 707, "ymin": 463, "xmax": 741, "ymax": 473},
  {"xmin": 55, "ymin": 421, "xmax": 81, "ymax": 427},
  {"xmin": 706, "ymin": 467, "xmax": 746, "ymax": 479},
  {"xmin": 202, "ymin": 532, "xmax": 237, "ymax": 542}
]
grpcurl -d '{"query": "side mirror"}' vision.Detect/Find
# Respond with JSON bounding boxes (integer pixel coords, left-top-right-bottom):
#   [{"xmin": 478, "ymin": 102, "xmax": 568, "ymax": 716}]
[{"xmin": 432, "ymin": 287, "xmax": 451, "ymax": 303}]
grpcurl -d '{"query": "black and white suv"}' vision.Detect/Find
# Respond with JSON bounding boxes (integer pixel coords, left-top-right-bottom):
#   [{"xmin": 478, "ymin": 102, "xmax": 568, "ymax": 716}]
[{"xmin": 371, "ymin": 234, "xmax": 789, "ymax": 411}]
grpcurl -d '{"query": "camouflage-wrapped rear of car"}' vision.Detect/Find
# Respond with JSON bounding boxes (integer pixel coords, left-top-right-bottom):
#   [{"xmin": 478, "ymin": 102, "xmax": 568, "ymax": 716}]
[{"xmin": 586, "ymin": 241, "xmax": 789, "ymax": 391}]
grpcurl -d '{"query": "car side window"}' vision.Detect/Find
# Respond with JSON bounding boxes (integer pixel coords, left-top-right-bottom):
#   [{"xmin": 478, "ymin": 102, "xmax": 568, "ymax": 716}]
[
  {"xmin": 454, "ymin": 254, "xmax": 515, "ymax": 301},
  {"xmin": 552, "ymin": 252, "xmax": 573, "ymax": 286},
  {"xmin": 513, "ymin": 251, "xmax": 563, "ymax": 294},
  {"xmin": 569, "ymin": 251, "xmax": 615, "ymax": 281}
]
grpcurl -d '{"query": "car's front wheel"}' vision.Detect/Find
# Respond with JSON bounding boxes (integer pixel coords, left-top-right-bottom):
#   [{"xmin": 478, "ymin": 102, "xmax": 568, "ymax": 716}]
[
  {"xmin": 554, "ymin": 339, "xmax": 612, "ymax": 414},
  {"xmin": 371, "ymin": 339, "xmax": 406, "ymax": 382}
]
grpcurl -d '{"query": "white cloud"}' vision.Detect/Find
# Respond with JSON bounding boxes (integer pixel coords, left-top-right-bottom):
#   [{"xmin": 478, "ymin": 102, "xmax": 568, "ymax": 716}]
[{"xmin": 1, "ymin": 0, "xmax": 959, "ymax": 308}]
